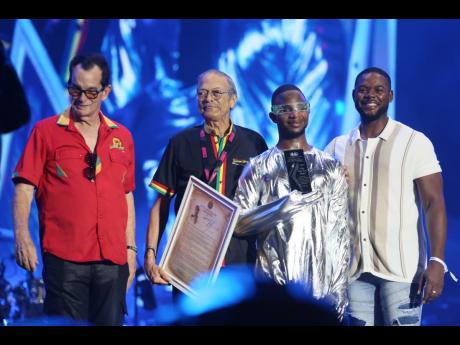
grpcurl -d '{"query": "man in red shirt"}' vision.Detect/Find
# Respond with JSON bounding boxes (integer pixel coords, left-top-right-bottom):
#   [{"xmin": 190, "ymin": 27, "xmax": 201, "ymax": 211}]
[{"xmin": 12, "ymin": 53, "xmax": 136, "ymax": 326}]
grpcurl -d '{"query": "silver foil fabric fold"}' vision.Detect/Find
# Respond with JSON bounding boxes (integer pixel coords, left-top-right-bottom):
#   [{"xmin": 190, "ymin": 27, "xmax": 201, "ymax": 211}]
[{"xmin": 234, "ymin": 146, "xmax": 351, "ymax": 319}]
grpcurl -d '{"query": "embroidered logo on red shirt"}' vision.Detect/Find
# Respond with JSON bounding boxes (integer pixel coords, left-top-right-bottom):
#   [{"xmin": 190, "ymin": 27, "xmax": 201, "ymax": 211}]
[{"xmin": 110, "ymin": 137, "xmax": 125, "ymax": 150}]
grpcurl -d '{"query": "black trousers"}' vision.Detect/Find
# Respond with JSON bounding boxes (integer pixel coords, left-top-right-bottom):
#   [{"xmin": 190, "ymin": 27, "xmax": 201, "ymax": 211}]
[{"xmin": 42, "ymin": 253, "xmax": 129, "ymax": 326}]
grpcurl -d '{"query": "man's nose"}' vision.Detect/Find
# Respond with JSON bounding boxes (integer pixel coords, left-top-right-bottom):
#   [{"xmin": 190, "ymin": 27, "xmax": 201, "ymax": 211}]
[
  {"xmin": 366, "ymin": 89, "xmax": 377, "ymax": 97},
  {"xmin": 204, "ymin": 92, "xmax": 214, "ymax": 101},
  {"xmin": 76, "ymin": 92, "xmax": 89, "ymax": 101}
]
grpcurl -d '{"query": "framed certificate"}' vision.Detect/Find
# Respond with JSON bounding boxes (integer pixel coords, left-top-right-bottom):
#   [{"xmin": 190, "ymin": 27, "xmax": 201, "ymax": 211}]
[{"xmin": 159, "ymin": 175, "xmax": 241, "ymax": 297}]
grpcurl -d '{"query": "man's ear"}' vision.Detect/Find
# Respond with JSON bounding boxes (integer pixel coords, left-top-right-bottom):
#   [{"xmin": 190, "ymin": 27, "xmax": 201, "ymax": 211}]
[
  {"xmin": 229, "ymin": 94, "xmax": 237, "ymax": 109},
  {"xmin": 269, "ymin": 112, "xmax": 278, "ymax": 124},
  {"xmin": 101, "ymin": 84, "xmax": 112, "ymax": 101}
]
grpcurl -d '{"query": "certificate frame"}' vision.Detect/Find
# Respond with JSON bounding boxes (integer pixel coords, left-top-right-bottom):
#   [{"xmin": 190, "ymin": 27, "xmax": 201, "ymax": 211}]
[{"xmin": 159, "ymin": 175, "xmax": 240, "ymax": 297}]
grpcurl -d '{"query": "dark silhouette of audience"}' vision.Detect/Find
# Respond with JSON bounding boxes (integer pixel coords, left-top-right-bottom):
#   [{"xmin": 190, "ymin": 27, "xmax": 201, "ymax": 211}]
[{"xmin": 0, "ymin": 41, "xmax": 30, "ymax": 135}]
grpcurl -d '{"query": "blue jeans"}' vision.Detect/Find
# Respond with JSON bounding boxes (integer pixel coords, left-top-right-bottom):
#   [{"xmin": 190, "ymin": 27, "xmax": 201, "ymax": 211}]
[{"xmin": 348, "ymin": 273, "xmax": 422, "ymax": 326}]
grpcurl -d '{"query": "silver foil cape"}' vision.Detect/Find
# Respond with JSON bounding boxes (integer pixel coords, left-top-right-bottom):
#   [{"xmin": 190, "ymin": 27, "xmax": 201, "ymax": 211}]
[{"xmin": 234, "ymin": 146, "xmax": 351, "ymax": 319}]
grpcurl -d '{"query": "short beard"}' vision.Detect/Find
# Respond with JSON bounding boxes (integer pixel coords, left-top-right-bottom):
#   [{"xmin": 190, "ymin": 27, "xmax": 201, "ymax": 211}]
[{"xmin": 359, "ymin": 104, "xmax": 388, "ymax": 124}]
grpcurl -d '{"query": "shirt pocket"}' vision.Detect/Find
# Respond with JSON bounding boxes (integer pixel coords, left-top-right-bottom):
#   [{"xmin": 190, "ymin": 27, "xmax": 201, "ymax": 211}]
[
  {"xmin": 109, "ymin": 149, "xmax": 131, "ymax": 183},
  {"xmin": 54, "ymin": 147, "xmax": 86, "ymax": 179}
]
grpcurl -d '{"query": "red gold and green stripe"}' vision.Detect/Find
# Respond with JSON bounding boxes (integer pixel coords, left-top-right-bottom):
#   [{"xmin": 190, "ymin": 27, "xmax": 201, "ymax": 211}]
[
  {"xmin": 149, "ymin": 180, "xmax": 175, "ymax": 197},
  {"xmin": 95, "ymin": 156, "xmax": 102, "ymax": 176},
  {"xmin": 56, "ymin": 163, "xmax": 68, "ymax": 177},
  {"xmin": 212, "ymin": 133, "xmax": 229, "ymax": 194},
  {"xmin": 102, "ymin": 115, "xmax": 119, "ymax": 129},
  {"xmin": 56, "ymin": 111, "xmax": 70, "ymax": 126},
  {"xmin": 210, "ymin": 134, "xmax": 219, "ymax": 158},
  {"xmin": 218, "ymin": 153, "xmax": 227, "ymax": 194}
]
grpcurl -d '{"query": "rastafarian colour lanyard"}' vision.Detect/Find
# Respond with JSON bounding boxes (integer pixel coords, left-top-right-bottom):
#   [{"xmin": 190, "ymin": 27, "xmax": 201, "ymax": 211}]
[{"xmin": 199, "ymin": 124, "xmax": 236, "ymax": 192}]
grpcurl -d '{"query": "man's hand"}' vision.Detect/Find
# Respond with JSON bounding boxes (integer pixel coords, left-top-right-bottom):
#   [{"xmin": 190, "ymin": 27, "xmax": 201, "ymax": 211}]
[
  {"xmin": 418, "ymin": 260, "xmax": 445, "ymax": 304},
  {"xmin": 15, "ymin": 232, "xmax": 38, "ymax": 272},
  {"xmin": 126, "ymin": 249, "xmax": 137, "ymax": 291},
  {"xmin": 13, "ymin": 182, "xmax": 37, "ymax": 272},
  {"xmin": 144, "ymin": 250, "xmax": 170, "ymax": 285}
]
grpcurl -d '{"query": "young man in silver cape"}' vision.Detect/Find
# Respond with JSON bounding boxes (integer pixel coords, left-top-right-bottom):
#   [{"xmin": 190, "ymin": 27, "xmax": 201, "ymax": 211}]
[{"xmin": 233, "ymin": 84, "xmax": 351, "ymax": 320}]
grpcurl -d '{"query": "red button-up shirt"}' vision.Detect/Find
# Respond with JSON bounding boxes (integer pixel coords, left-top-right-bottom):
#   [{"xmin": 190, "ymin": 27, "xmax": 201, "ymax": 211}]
[{"xmin": 13, "ymin": 109, "xmax": 135, "ymax": 265}]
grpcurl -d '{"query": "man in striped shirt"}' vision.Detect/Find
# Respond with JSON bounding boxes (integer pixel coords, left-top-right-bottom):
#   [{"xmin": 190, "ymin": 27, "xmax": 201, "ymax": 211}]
[{"xmin": 325, "ymin": 67, "xmax": 450, "ymax": 326}]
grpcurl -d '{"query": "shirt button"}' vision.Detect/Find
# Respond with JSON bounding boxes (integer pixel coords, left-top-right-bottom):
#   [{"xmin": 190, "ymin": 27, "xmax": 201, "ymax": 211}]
[
  {"xmin": 363, "ymin": 238, "xmax": 367, "ymax": 242},
  {"xmin": 365, "ymin": 156, "xmax": 369, "ymax": 159},
  {"xmin": 361, "ymin": 210, "xmax": 365, "ymax": 214},
  {"xmin": 363, "ymin": 184, "xmax": 367, "ymax": 187}
]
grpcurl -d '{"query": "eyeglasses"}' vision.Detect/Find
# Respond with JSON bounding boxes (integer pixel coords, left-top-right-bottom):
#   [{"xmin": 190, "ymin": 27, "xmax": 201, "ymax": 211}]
[
  {"xmin": 84, "ymin": 152, "xmax": 97, "ymax": 180},
  {"xmin": 67, "ymin": 84, "xmax": 105, "ymax": 100},
  {"xmin": 271, "ymin": 102, "xmax": 310, "ymax": 116},
  {"xmin": 197, "ymin": 89, "xmax": 233, "ymax": 100}
]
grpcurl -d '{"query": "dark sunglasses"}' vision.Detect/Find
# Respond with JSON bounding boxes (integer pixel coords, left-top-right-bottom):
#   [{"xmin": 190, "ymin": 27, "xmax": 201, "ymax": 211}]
[
  {"xmin": 67, "ymin": 84, "xmax": 105, "ymax": 100},
  {"xmin": 84, "ymin": 152, "xmax": 98, "ymax": 180}
]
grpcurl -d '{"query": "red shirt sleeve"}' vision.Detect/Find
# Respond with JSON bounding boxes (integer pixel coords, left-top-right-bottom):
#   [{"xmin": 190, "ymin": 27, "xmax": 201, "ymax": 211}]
[
  {"xmin": 13, "ymin": 126, "xmax": 48, "ymax": 187},
  {"xmin": 123, "ymin": 132, "xmax": 136, "ymax": 193}
]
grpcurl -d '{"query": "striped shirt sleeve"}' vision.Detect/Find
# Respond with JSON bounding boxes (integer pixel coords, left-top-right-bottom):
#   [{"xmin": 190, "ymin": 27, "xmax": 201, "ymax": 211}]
[{"xmin": 149, "ymin": 139, "xmax": 176, "ymax": 197}]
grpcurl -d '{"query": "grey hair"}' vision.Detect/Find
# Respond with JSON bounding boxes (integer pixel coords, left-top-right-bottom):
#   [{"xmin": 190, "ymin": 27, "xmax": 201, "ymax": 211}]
[{"xmin": 197, "ymin": 69, "xmax": 238, "ymax": 97}]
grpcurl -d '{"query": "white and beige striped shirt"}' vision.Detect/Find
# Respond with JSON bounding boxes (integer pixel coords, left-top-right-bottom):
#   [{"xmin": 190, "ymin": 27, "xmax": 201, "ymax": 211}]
[{"xmin": 325, "ymin": 118, "xmax": 442, "ymax": 283}]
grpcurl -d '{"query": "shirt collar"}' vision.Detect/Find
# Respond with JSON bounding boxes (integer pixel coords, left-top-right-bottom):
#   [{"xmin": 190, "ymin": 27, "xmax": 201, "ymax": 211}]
[
  {"xmin": 204, "ymin": 119, "xmax": 233, "ymax": 138},
  {"xmin": 56, "ymin": 108, "xmax": 119, "ymax": 129},
  {"xmin": 350, "ymin": 117, "xmax": 396, "ymax": 143},
  {"xmin": 56, "ymin": 107, "xmax": 71, "ymax": 126}
]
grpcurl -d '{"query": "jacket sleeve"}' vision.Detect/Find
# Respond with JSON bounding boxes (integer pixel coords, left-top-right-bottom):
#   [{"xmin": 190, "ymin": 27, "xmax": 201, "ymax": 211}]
[{"xmin": 325, "ymin": 161, "xmax": 351, "ymax": 320}]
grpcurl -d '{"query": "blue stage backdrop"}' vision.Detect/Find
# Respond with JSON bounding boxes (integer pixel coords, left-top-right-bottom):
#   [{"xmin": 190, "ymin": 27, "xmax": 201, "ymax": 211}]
[{"xmin": 0, "ymin": 19, "xmax": 458, "ymax": 325}]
